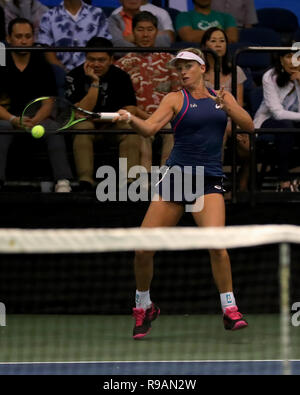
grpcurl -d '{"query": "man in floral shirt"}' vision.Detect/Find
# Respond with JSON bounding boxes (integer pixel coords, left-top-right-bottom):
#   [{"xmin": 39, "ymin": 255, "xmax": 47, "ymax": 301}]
[
  {"xmin": 115, "ymin": 11, "xmax": 181, "ymax": 171},
  {"xmin": 38, "ymin": 0, "xmax": 111, "ymax": 71}
]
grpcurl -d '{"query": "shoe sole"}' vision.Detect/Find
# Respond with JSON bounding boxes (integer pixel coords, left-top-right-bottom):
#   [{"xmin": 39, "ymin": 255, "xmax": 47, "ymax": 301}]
[
  {"xmin": 133, "ymin": 328, "xmax": 151, "ymax": 340},
  {"xmin": 225, "ymin": 320, "xmax": 248, "ymax": 331}
]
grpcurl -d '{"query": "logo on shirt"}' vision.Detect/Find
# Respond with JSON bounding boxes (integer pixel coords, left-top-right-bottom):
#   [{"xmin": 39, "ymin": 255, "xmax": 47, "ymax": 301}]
[
  {"xmin": 197, "ymin": 21, "xmax": 220, "ymax": 31},
  {"xmin": 190, "ymin": 103, "xmax": 197, "ymax": 108}
]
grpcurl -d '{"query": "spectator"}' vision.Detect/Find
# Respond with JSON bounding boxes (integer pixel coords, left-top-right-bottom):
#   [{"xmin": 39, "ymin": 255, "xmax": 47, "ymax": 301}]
[
  {"xmin": 201, "ymin": 27, "xmax": 249, "ymax": 191},
  {"xmin": 176, "ymin": 0, "xmax": 238, "ymax": 44},
  {"xmin": 0, "ymin": 18, "xmax": 73, "ymax": 192},
  {"xmin": 4, "ymin": 0, "xmax": 48, "ymax": 40},
  {"xmin": 65, "ymin": 37, "xmax": 140, "ymax": 191},
  {"xmin": 38, "ymin": 0, "xmax": 111, "ymax": 71},
  {"xmin": 211, "ymin": 0, "xmax": 258, "ymax": 29},
  {"xmin": 201, "ymin": 27, "xmax": 246, "ymax": 105},
  {"xmin": 254, "ymin": 49, "xmax": 300, "ymax": 192},
  {"xmin": 115, "ymin": 11, "xmax": 181, "ymax": 172},
  {"xmin": 0, "ymin": 5, "xmax": 5, "ymax": 42},
  {"xmin": 108, "ymin": 0, "xmax": 171, "ymax": 48},
  {"xmin": 111, "ymin": 0, "xmax": 175, "ymax": 43}
]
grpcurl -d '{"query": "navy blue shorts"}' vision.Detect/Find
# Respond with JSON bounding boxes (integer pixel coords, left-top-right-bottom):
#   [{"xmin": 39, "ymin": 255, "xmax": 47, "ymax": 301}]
[{"xmin": 155, "ymin": 167, "xmax": 225, "ymax": 204}]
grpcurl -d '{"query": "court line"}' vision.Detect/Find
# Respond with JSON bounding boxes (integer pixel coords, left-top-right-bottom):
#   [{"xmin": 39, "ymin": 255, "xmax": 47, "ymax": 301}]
[
  {"xmin": 0, "ymin": 360, "xmax": 299, "ymax": 375},
  {"xmin": 1, "ymin": 359, "xmax": 299, "ymax": 364}
]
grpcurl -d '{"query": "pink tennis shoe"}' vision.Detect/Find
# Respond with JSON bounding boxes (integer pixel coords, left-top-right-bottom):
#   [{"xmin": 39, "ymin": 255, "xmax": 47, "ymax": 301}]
[
  {"xmin": 223, "ymin": 306, "xmax": 248, "ymax": 330},
  {"xmin": 132, "ymin": 303, "xmax": 160, "ymax": 339}
]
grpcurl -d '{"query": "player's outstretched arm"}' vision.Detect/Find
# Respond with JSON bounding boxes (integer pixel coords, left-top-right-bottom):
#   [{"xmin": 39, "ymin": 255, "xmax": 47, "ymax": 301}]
[{"xmin": 117, "ymin": 92, "xmax": 179, "ymax": 137}]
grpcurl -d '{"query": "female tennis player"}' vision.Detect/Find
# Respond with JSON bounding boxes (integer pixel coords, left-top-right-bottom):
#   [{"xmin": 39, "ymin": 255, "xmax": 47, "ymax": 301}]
[{"xmin": 117, "ymin": 48, "xmax": 254, "ymax": 339}]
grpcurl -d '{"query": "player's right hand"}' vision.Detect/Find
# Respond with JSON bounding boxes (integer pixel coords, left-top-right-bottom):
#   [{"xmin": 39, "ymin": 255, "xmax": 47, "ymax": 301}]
[{"xmin": 116, "ymin": 110, "xmax": 131, "ymax": 123}]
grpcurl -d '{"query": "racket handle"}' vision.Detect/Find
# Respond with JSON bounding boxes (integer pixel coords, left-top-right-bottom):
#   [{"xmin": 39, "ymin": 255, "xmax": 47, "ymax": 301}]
[{"xmin": 100, "ymin": 113, "xmax": 120, "ymax": 121}]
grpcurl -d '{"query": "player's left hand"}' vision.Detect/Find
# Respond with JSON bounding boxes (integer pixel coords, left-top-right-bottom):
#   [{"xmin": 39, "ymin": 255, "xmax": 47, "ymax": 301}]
[{"xmin": 208, "ymin": 86, "xmax": 227, "ymax": 109}]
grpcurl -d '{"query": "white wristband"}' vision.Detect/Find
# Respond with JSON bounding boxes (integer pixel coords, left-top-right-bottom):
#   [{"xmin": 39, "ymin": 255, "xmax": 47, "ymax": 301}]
[{"xmin": 9, "ymin": 115, "xmax": 16, "ymax": 123}]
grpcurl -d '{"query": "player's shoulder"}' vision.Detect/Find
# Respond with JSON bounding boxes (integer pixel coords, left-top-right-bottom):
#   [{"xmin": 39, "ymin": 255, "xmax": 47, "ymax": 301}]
[{"xmin": 162, "ymin": 90, "xmax": 183, "ymax": 105}]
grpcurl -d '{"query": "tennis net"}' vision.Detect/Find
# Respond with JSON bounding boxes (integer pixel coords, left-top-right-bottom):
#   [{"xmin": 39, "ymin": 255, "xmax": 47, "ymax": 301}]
[{"xmin": 0, "ymin": 225, "xmax": 299, "ymax": 376}]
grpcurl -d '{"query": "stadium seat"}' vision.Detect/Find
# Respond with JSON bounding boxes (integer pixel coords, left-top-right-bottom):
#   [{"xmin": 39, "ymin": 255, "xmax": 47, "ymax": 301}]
[
  {"xmin": 171, "ymin": 41, "xmax": 200, "ymax": 50},
  {"xmin": 99, "ymin": 6, "xmax": 115, "ymax": 17},
  {"xmin": 91, "ymin": 0, "xmax": 119, "ymax": 7},
  {"xmin": 38, "ymin": 0, "xmax": 62, "ymax": 6},
  {"xmin": 239, "ymin": 28, "xmax": 281, "ymax": 47},
  {"xmin": 228, "ymin": 41, "xmax": 271, "ymax": 85},
  {"xmin": 256, "ymin": 8, "xmax": 299, "ymax": 44},
  {"xmin": 293, "ymin": 28, "xmax": 300, "ymax": 42},
  {"xmin": 248, "ymin": 85, "xmax": 263, "ymax": 118}
]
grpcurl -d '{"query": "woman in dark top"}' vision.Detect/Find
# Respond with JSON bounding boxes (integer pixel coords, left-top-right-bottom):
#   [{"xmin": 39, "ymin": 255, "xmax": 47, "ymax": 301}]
[{"xmin": 117, "ymin": 48, "xmax": 254, "ymax": 339}]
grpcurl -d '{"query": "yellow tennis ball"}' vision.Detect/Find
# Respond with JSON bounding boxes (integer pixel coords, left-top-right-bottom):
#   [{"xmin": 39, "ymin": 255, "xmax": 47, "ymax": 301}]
[{"xmin": 31, "ymin": 125, "xmax": 45, "ymax": 138}]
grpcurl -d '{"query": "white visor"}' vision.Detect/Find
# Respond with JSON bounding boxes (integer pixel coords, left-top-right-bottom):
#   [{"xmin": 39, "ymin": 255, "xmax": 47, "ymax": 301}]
[{"xmin": 169, "ymin": 51, "xmax": 206, "ymax": 66}]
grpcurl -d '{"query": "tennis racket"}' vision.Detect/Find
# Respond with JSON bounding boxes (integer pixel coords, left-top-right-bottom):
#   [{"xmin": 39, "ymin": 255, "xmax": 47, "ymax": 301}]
[{"xmin": 20, "ymin": 96, "xmax": 121, "ymax": 134}]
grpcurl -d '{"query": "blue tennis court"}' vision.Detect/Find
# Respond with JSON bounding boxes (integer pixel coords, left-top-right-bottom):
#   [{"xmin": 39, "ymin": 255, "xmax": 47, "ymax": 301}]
[{"xmin": 0, "ymin": 360, "xmax": 300, "ymax": 375}]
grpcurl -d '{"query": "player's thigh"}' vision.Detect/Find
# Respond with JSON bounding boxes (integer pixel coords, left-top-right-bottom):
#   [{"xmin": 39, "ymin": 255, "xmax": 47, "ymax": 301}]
[
  {"xmin": 135, "ymin": 196, "xmax": 184, "ymax": 258},
  {"xmin": 141, "ymin": 195, "xmax": 184, "ymax": 228},
  {"xmin": 191, "ymin": 193, "xmax": 226, "ymax": 227}
]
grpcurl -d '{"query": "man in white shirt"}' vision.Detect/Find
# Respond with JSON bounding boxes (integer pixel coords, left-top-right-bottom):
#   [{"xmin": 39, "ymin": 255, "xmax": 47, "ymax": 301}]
[
  {"xmin": 168, "ymin": 0, "xmax": 188, "ymax": 11},
  {"xmin": 211, "ymin": 0, "xmax": 258, "ymax": 28},
  {"xmin": 112, "ymin": 0, "xmax": 175, "ymax": 42}
]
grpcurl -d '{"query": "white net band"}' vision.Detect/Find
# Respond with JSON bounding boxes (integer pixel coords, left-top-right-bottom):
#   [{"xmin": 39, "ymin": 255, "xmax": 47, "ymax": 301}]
[{"xmin": 0, "ymin": 225, "xmax": 299, "ymax": 253}]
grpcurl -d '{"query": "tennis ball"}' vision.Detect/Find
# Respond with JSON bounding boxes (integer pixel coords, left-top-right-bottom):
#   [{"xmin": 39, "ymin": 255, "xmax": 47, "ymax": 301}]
[{"xmin": 31, "ymin": 125, "xmax": 45, "ymax": 138}]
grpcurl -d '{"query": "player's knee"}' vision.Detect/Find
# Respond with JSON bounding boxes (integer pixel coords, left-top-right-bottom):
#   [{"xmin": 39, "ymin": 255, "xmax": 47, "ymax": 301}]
[
  {"xmin": 135, "ymin": 250, "xmax": 155, "ymax": 262},
  {"xmin": 209, "ymin": 248, "xmax": 228, "ymax": 260},
  {"xmin": 73, "ymin": 134, "xmax": 94, "ymax": 147}
]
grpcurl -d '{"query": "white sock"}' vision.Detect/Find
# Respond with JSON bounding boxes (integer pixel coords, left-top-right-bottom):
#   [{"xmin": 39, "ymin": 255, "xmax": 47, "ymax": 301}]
[
  {"xmin": 220, "ymin": 292, "xmax": 236, "ymax": 313},
  {"xmin": 135, "ymin": 290, "xmax": 152, "ymax": 310}
]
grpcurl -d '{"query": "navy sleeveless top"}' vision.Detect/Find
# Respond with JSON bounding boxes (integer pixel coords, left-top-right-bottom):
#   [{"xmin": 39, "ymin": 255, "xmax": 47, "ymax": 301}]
[{"xmin": 166, "ymin": 88, "xmax": 227, "ymax": 177}]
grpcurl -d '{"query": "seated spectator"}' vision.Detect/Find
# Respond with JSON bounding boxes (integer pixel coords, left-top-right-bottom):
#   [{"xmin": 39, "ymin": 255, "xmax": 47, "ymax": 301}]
[
  {"xmin": 201, "ymin": 27, "xmax": 249, "ymax": 191},
  {"xmin": 0, "ymin": 18, "xmax": 73, "ymax": 192},
  {"xmin": 108, "ymin": 0, "xmax": 171, "ymax": 48},
  {"xmin": 254, "ymin": 49, "xmax": 300, "ymax": 192},
  {"xmin": 176, "ymin": 0, "xmax": 238, "ymax": 44},
  {"xmin": 211, "ymin": 0, "xmax": 258, "ymax": 28},
  {"xmin": 38, "ymin": 0, "xmax": 111, "ymax": 71},
  {"xmin": 4, "ymin": 0, "xmax": 48, "ymax": 39},
  {"xmin": 115, "ymin": 11, "xmax": 181, "ymax": 172},
  {"xmin": 111, "ymin": 0, "xmax": 175, "ymax": 43},
  {"xmin": 0, "ymin": 5, "xmax": 5, "ymax": 42},
  {"xmin": 65, "ymin": 37, "xmax": 140, "ymax": 191}
]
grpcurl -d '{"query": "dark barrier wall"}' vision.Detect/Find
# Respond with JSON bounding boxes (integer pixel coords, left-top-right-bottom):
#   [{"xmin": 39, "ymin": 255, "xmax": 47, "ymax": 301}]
[{"xmin": 0, "ymin": 198, "xmax": 300, "ymax": 315}]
